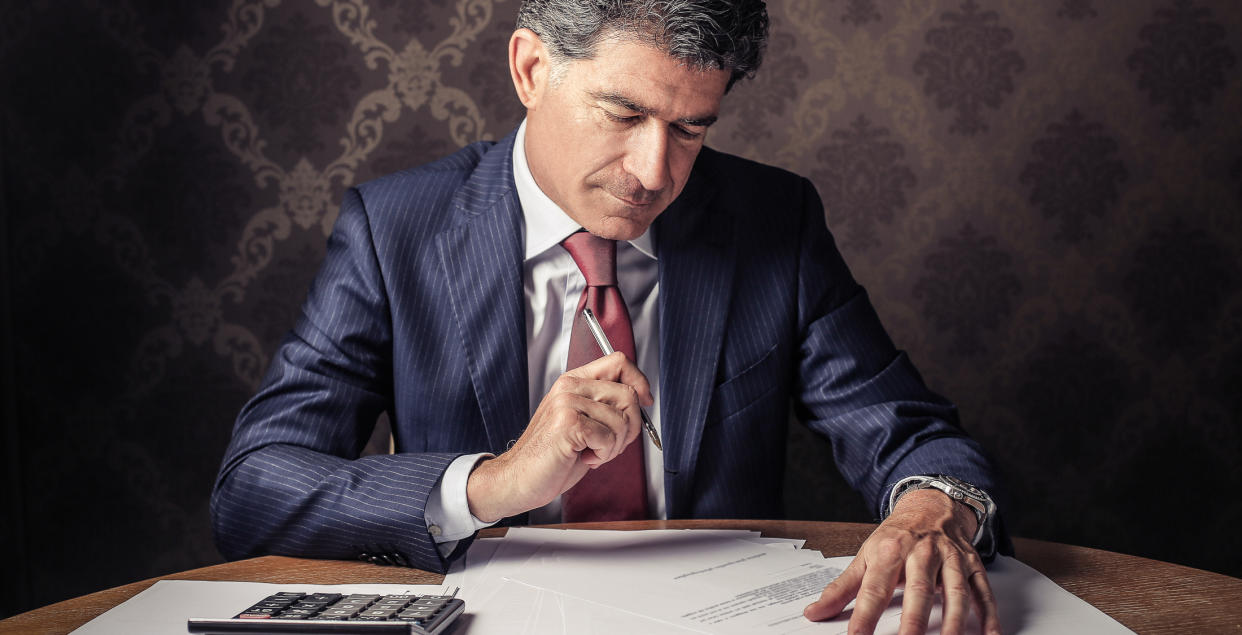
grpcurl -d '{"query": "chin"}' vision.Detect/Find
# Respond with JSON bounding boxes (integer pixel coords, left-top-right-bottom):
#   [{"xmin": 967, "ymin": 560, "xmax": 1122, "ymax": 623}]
[{"xmin": 590, "ymin": 214, "xmax": 659, "ymax": 241}]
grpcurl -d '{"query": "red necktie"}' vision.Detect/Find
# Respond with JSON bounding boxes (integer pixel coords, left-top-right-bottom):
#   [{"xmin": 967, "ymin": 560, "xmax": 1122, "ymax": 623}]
[{"xmin": 559, "ymin": 231, "xmax": 649, "ymax": 522}]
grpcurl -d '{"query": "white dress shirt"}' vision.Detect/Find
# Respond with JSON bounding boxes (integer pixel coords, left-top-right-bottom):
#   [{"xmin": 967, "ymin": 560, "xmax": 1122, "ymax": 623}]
[{"xmin": 424, "ymin": 120, "xmax": 666, "ymax": 551}]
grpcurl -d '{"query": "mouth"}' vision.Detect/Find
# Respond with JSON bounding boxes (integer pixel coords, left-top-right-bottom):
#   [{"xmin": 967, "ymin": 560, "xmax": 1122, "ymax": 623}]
[{"xmin": 608, "ymin": 190, "xmax": 657, "ymax": 208}]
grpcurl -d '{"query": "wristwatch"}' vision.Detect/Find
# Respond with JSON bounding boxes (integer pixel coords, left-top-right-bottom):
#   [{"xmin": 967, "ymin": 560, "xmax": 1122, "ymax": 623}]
[{"xmin": 886, "ymin": 474, "xmax": 998, "ymax": 560}]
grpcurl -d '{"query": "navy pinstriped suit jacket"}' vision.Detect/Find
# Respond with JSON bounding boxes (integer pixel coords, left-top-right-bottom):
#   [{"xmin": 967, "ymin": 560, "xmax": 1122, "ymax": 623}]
[{"xmin": 211, "ymin": 128, "xmax": 1006, "ymax": 572}]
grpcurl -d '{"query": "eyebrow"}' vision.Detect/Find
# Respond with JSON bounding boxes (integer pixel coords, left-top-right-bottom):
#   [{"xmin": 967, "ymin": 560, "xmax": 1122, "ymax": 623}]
[{"xmin": 589, "ymin": 90, "xmax": 719, "ymax": 128}]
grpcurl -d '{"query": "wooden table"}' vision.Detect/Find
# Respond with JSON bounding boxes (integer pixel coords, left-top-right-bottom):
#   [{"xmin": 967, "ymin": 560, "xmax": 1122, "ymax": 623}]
[{"xmin": 3, "ymin": 519, "xmax": 1240, "ymax": 634}]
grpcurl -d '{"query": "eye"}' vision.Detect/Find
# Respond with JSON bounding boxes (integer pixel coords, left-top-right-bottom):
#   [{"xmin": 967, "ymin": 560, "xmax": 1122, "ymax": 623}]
[
  {"xmin": 604, "ymin": 110, "xmax": 639, "ymax": 124},
  {"xmin": 672, "ymin": 125, "xmax": 704, "ymax": 141}
]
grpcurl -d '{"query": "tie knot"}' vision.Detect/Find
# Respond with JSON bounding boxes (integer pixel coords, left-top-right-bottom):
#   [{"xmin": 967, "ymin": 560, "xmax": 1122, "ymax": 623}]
[{"xmin": 561, "ymin": 231, "xmax": 617, "ymax": 286}]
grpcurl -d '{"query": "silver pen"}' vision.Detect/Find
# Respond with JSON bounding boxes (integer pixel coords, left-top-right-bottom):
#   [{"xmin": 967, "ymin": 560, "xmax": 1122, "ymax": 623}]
[{"xmin": 582, "ymin": 308, "xmax": 663, "ymax": 451}]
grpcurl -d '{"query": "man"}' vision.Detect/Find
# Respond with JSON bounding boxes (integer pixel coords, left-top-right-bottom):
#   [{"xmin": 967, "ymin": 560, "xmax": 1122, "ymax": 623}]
[{"xmin": 212, "ymin": 1, "xmax": 1009, "ymax": 633}]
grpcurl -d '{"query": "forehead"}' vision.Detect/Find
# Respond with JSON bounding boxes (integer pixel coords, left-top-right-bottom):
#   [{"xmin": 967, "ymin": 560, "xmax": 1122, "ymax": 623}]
[{"xmin": 565, "ymin": 37, "xmax": 731, "ymax": 119}]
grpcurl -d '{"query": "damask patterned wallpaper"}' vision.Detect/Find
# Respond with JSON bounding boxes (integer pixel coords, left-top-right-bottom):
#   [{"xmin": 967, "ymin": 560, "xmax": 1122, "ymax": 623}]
[{"xmin": 2, "ymin": 0, "xmax": 1240, "ymax": 616}]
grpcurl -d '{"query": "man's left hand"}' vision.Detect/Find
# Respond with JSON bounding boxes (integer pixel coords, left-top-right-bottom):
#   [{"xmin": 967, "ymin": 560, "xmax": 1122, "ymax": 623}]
[{"xmin": 803, "ymin": 488, "xmax": 1001, "ymax": 635}]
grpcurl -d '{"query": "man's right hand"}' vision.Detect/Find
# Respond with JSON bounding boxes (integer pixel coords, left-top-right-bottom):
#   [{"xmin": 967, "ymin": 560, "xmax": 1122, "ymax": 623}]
[{"xmin": 464, "ymin": 351, "xmax": 652, "ymax": 523}]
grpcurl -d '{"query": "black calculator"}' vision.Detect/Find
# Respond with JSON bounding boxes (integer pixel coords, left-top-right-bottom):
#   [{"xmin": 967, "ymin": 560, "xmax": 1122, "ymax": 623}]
[{"xmin": 187, "ymin": 591, "xmax": 465, "ymax": 634}]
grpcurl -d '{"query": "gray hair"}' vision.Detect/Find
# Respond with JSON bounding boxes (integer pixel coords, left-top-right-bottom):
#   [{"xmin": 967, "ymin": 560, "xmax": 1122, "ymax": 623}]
[{"xmin": 516, "ymin": 0, "xmax": 769, "ymax": 89}]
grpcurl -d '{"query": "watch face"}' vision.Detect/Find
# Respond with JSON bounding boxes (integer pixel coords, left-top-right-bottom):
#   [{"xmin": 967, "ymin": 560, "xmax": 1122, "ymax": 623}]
[{"xmin": 939, "ymin": 475, "xmax": 984, "ymax": 499}]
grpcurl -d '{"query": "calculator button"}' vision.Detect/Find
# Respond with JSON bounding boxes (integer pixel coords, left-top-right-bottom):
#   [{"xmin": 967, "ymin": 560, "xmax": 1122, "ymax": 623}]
[
  {"xmin": 305, "ymin": 593, "xmax": 343, "ymax": 603},
  {"xmin": 237, "ymin": 614, "xmax": 272, "ymax": 619},
  {"xmin": 399, "ymin": 609, "xmax": 437, "ymax": 619},
  {"xmin": 322, "ymin": 608, "xmax": 360, "ymax": 617},
  {"xmin": 239, "ymin": 607, "xmax": 281, "ymax": 615}
]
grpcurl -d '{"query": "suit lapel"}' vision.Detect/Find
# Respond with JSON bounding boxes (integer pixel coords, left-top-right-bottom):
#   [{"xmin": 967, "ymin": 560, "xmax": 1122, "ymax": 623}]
[
  {"xmin": 655, "ymin": 164, "xmax": 735, "ymax": 517},
  {"xmin": 436, "ymin": 132, "xmax": 530, "ymax": 454}
]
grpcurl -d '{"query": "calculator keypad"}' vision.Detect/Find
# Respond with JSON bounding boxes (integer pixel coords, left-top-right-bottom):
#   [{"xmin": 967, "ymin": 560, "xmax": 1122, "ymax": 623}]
[{"xmin": 235, "ymin": 592, "xmax": 456, "ymax": 627}]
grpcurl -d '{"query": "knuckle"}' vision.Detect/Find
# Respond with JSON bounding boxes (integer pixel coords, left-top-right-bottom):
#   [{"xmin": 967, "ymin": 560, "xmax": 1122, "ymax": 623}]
[
  {"xmin": 873, "ymin": 537, "xmax": 907, "ymax": 561},
  {"xmin": 962, "ymin": 550, "xmax": 984, "ymax": 569},
  {"xmin": 903, "ymin": 611, "xmax": 931, "ymax": 631},
  {"xmin": 552, "ymin": 374, "xmax": 577, "ymax": 392},
  {"xmin": 623, "ymin": 384, "xmax": 638, "ymax": 402},
  {"xmin": 911, "ymin": 540, "xmax": 937, "ymax": 560},
  {"xmin": 856, "ymin": 585, "xmax": 890, "ymax": 605},
  {"xmin": 944, "ymin": 582, "xmax": 972, "ymax": 603},
  {"xmin": 943, "ymin": 547, "xmax": 972, "ymax": 568},
  {"xmin": 904, "ymin": 579, "xmax": 936, "ymax": 598}
]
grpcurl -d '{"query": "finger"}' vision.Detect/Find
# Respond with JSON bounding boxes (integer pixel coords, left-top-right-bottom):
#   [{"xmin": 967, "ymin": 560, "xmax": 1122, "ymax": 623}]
[
  {"xmin": 564, "ymin": 408, "xmax": 623, "ymax": 466},
  {"xmin": 804, "ymin": 558, "xmax": 865, "ymax": 621},
  {"xmin": 846, "ymin": 541, "xmax": 905, "ymax": 635},
  {"xmin": 561, "ymin": 392, "xmax": 636, "ymax": 459},
  {"xmin": 572, "ymin": 352, "xmax": 654, "ymax": 406},
  {"xmin": 898, "ymin": 545, "xmax": 940, "ymax": 635},
  {"xmin": 938, "ymin": 556, "xmax": 973, "ymax": 635},
  {"xmin": 551, "ymin": 375, "xmax": 642, "ymax": 444},
  {"xmin": 969, "ymin": 567, "xmax": 1002, "ymax": 635}
]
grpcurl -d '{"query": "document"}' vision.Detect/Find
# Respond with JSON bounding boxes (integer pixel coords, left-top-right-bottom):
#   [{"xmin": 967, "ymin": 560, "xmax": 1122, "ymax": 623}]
[
  {"xmin": 506, "ymin": 530, "xmax": 842, "ymax": 633},
  {"xmin": 445, "ymin": 528, "xmax": 773, "ymax": 633},
  {"xmin": 447, "ymin": 528, "xmax": 1135, "ymax": 635}
]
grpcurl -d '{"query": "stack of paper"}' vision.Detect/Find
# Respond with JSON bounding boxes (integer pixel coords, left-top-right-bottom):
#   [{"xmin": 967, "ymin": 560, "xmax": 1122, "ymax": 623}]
[
  {"xmin": 70, "ymin": 581, "xmax": 453, "ymax": 634},
  {"xmin": 443, "ymin": 527, "xmax": 1134, "ymax": 634}
]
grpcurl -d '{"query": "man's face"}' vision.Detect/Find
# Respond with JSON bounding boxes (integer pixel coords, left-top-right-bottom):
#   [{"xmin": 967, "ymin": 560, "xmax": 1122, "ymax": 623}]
[{"xmin": 522, "ymin": 36, "xmax": 731, "ymax": 240}]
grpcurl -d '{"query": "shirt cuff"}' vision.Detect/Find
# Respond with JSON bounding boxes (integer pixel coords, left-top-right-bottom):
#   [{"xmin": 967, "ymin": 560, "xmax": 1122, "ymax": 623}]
[{"xmin": 426, "ymin": 452, "xmax": 497, "ymax": 551}]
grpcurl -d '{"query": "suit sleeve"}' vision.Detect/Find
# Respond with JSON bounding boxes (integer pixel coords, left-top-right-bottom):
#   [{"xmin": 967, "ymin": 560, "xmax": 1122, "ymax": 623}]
[
  {"xmin": 790, "ymin": 178, "xmax": 1012, "ymax": 551},
  {"xmin": 210, "ymin": 188, "xmax": 465, "ymax": 572}
]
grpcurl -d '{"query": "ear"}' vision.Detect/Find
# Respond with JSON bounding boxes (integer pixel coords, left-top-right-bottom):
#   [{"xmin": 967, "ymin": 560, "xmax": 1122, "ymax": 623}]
[{"xmin": 510, "ymin": 28, "xmax": 550, "ymax": 108}]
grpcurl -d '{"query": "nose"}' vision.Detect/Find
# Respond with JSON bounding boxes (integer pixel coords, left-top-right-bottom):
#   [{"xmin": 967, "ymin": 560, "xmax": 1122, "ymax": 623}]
[{"xmin": 623, "ymin": 123, "xmax": 671, "ymax": 194}]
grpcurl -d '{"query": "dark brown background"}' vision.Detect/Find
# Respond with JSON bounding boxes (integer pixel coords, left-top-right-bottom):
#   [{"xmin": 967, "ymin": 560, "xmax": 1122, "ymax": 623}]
[{"xmin": 2, "ymin": 0, "xmax": 1240, "ymax": 618}]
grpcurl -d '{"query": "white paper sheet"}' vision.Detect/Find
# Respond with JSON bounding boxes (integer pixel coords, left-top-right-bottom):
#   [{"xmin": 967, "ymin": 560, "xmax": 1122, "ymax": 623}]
[
  {"xmin": 508, "ymin": 532, "xmax": 841, "ymax": 633},
  {"xmin": 69, "ymin": 579, "xmax": 451, "ymax": 634},
  {"xmin": 445, "ymin": 528, "xmax": 807, "ymax": 634}
]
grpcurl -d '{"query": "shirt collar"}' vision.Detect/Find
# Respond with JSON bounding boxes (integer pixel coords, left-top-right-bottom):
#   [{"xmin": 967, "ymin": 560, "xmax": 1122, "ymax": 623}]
[{"xmin": 513, "ymin": 119, "xmax": 656, "ymax": 262}]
